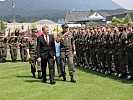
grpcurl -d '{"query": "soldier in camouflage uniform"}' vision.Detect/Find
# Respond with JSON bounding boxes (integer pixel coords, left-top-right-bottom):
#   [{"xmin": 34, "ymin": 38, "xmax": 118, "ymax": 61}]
[
  {"xmin": 19, "ymin": 32, "xmax": 28, "ymax": 62},
  {"xmin": 90, "ymin": 27, "xmax": 98, "ymax": 71},
  {"xmin": 104, "ymin": 26, "xmax": 113, "ymax": 74},
  {"xmin": 80, "ymin": 27, "xmax": 88, "ymax": 67},
  {"xmin": 8, "ymin": 32, "xmax": 18, "ymax": 62},
  {"xmin": 112, "ymin": 26, "xmax": 120, "ymax": 76},
  {"xmin": 27, "ymin": 29, "xmax": 42, "ymax": 78},
  {"xmin": 84, "ymin": 27, "xmax": 91, "ymax": 68},
  {"xmin": 75, "ymin": 28, "xmax": 81, "ymax": 66},
  {"xmin": 117, "ymin": 26, "xmax": 128, "ymax": 78},
  {"xmin": 57, "ymin": 24, "xmax": 76, "ymax": 83},
  {"xmin": 0, "ymin": 32, "xmax": 7, "ymax": 63},
  {"xmin": 126, "ymin": 25, "xmax": 133, "ymax": 79}
]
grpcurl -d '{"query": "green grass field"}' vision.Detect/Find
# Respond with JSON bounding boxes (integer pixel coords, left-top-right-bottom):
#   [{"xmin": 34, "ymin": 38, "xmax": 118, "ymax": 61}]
[{"xmin": 0, "ymin": 56, "xmax": 133, "ymax": 100}]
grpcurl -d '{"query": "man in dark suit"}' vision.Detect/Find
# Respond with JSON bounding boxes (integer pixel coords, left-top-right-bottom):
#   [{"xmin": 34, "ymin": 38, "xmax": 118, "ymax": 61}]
[{"xmin": 37, "ymin": 25, "xmax": 56, "ymax": 84}]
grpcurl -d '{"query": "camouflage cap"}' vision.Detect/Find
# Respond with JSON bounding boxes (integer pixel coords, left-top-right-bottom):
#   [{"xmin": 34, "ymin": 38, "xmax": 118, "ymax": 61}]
[{"xmin": 61, "ymin": 23, "xmax": 69, "ymax": 28}]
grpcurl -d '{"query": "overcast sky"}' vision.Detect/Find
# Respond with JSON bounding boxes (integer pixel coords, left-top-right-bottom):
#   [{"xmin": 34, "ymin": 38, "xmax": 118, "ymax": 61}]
[
  {"xmin": 0, "ymin": 0, "xmax": 133, "ymax": 10},
  {"xmin": 112, "ymin": 0, "xmax": 133, "ymax": 10}
]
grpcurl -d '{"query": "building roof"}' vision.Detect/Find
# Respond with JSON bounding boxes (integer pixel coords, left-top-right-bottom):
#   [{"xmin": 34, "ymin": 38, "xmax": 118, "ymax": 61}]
[
  {"xmin": 64, "ymin": 11, "xmax": 110, "ymax": 22},
  {"xmin": 65, "ymin": 11, "xmax": 91, "ymax": 22},
  {"xmin": 35, "ymin": 19, "xmax": 56, "ymax": 24}
]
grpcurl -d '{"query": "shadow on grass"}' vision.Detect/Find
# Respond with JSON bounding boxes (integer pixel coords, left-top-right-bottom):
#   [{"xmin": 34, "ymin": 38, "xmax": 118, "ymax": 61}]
[
  {"xmin": 24, "ymin": 79, "xmax": 42, "ymax": 83},
  {"xmin": 16, "ymin": 75, "xmax": 69, "ymax": 84},
  {"xmin": 16, "ymin": 75, "xmax": 32, "ymax": 78},
  {"xmin": 6, "ymin": 59, "xmax": 25, "ymax": 63},
  {"xmin": 76, "ymin": 66, "xmax": 133, "ymax": 84}
]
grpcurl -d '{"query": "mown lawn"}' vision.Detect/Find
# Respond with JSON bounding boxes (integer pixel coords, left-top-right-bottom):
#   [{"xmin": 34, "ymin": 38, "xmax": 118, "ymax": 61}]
[{"xmin": 0, "ymin": 56, "xmax": 133, "ymax": 100}]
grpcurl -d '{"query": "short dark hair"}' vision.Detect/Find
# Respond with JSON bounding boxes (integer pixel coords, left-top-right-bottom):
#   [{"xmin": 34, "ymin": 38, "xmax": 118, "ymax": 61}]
[{"xmin": 42, "ymin": 25, "xmax": 49, "ymax": 30}]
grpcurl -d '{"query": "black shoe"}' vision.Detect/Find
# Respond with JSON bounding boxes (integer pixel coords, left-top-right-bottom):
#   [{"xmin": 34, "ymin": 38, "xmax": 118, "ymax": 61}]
[
  {"xmin": 33, "ymin": 73, "xmax": 36, "ymax": 78},
  {"xmin": 59, "ymin": 75, "xmax": 62, "ymax": 78},
  {"xmin": 2, "ymin": 59, "xmax": 6, "ymax": 63},
  {"xmin": 38, "ymin": 76, "xmax": 42, "ymax": 79},
  {"xmin": 42, "ymin": 79, "xmax": 47, "ymax": 83},
  {"xmin": 50, "ymin": 81, "xmax": 56, "ymax": 84},
  {"xmin": 43, "ymin": 80, "xmax": 47, "ymax": 83},
  {"xmin": 63, "ymin": 76, "xmax": 66, "ymax": 81}
]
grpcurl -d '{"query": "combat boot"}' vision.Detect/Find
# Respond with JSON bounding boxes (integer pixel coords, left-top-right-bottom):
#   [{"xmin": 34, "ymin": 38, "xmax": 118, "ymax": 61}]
[
  {"xmin": 38, "ymin": 71, "xmax": 42, "ymax": 79},
  {"xmin": 63, "ymin": 76, "xmax": 66, "ymax": 81},
  {"xmin": 70, "ymin": 76, "xmax": 76, "ymax": 83}
]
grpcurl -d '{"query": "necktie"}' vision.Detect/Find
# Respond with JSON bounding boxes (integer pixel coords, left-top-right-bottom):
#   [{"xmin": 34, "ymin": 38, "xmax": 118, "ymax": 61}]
[{"xmin": 46, "ymin": 34, "xmax": 49, "ymax": 45}]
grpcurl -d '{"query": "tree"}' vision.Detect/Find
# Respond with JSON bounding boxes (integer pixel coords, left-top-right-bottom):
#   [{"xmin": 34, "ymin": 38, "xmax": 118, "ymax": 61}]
[
  {"xmin": 20, "ymin": 20, "xmax": 29, "ymax": 23},
  {"xmin": 30, "ymin": 23, "xmax": 36, "ymax": 30},
  {"xmin": 90, "ymin": 9, "xmax": 95, "ymax": 14},
  {"xmin": 0, "ymin": 20, "xmax": 7, "ymax": 32},
  {"xmin": 122, "ymin": 14, "xmax": 132, "ymax": 24},
  {"xmin": 110, "ymin": 13, "xmax": 132, "ymax": 25},
  {"xmin": 86, "ymin": 21, "xmax": 98, "ymax": 26}
]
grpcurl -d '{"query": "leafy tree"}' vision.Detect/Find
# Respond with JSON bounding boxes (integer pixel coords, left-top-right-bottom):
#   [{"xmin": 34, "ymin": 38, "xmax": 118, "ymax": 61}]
[
  {"xmin": 30, "ymin": 23, "xmax": 36, "ymax": 30},
  {"xmin": 122, "ymin": 14, "xmax": 132, "ymax": 24},
  {"xmin": 20, "ymin": 20, "xmax": 29, "ymax": 23},
  {"xmin": 31, "ymin": 19, "xmax": 37, "ymax": 23},
  {"xmin": 110, "ymin": 13, "xmax": 132, "ymax": 25},
  {"xmin": 0, "ymin": 20, "xmax": 7, "ymax": 32},
  {"xmin": 86, "ymin": 21, "xmax": 98, "ymax": 26},
  {"xmin": 90, "ymin": 9, "xmax": 95, "ymax": 14}
]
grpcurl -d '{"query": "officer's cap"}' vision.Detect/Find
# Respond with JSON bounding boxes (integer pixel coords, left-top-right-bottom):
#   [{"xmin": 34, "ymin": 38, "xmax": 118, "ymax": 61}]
[
  {"xmin": 61, "ymin": 23, "xmax": 69, "ymax": 28},
  {"xmin": 31, "ymin": 28, "xmax": 38, "ymax": 33}
]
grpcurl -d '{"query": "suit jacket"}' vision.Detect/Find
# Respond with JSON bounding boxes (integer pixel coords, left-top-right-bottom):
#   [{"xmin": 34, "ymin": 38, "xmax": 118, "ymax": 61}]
[{"xmin": 37, "ymin": 34, "xmax": 56, "ymax": 59}]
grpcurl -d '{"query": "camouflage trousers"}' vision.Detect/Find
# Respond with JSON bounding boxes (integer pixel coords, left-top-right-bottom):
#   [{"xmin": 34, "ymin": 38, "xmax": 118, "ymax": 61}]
[
  {"xmin": 60, "ymin": 51, "xmax": 75, "ymax": 76},
  {"xmin": 0, "ymin": 47, "xmax": 7, "ymax": 62}
]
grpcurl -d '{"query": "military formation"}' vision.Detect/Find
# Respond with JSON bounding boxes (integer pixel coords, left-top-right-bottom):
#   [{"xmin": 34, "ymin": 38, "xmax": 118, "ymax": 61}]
[
  {"xmin": 0, "ymin": 28, "xmax": 42, "ymax": 78},
  {"xmin": 70, "ymin": 23, "xmax": 133, "ymax": 80},
  {"xmin": 0, "ymin": 31, "xmax": 29, "ymax": 62},
  {"xmin": 1, "ymin": 23, "xmax": 133, "ymax": 80}
]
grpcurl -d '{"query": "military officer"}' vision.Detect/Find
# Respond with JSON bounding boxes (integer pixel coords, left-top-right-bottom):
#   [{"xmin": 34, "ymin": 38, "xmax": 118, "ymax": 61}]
[
  {"xmin": 8, "ymin": 32, "xmax": 18, "ymax": 62},
  {"xmin": 56, "ymin": 23, "xmax": 76, "ymax": 83},
  {"xmin": 19, "ymin": 32, "xmax": 28, "ymax": 62},
  {"xmin": 0, "ymin": 31, "xmax": 7, "ymax": 63},
  {"xmin": 27, "ymin": 29, "xmax": 42, "ymax": 78}
]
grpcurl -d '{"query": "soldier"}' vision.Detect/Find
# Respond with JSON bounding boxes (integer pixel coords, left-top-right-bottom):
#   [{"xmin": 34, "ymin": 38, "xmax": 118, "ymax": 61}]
[
  {"xmin": 96, "ymin": 26, "xmax": 105, "ymax": 72},
  {"xmin": 112, "ymin": 26, "xmax": 120, "ymax": 76},
  {"xmin": 19, "ymin": 32, "xmax": 28, "ymax": 62},
  {"xmin": 80, "ymin": 27, "xmax": 88, "ymax": 67},
  {"xmin": 56, "ymin": 23, "xmax": 76, "ymax": 83},
  {"xmin": 90, "ymin": 27, "xmax": 98, "ymax": 71},
  {"xmin": 0, "ymin": 31, "xmax": 7, "ymax": 63},
  {"xmin": 104, "ymin": 26, "xmax": 113, "ymax": 74},
  {"xmin": 72, "ymin": 27, "xmax": 78, "ymax": 65},
  {"xmin": 8, "ymin": 32, "xmax": 18, "ymax": 62},
  {"xmin": 98, "ymin": 26, "xmax": 107, "ymax": 73},
  {"xmin": 126, "ymin": 25, "xmax": 133, "ymax": 79},
  {"xmin": 117, "ymin": 25, "xmax": 128, "ymax": 78},
  {"xmin": 75, "ymin": 28, "xmax": 81, "ymax": 66},
  {"xmin": 84, "ymin": 27, "xmax": 91, "ymax": 68},
  {"xmin": 27, "ymin": 29, "xmax": 42, "ymax": 78}
]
